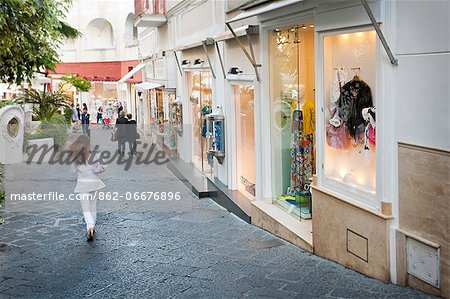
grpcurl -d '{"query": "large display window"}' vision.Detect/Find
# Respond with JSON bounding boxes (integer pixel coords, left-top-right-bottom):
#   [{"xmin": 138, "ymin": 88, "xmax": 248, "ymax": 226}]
[
  {"xmin": 269, "ymin": 24, "xmax": 315, "ymax": 219},
  {"xmin": 321, "ymin": 29, "xmax": 377, "ymax": 204},
  {"xmin": 187, "ymin": 71, "xmax": 213, "ymax": 173},
  {"xmin": 233, "ymin": 84, "xmax": 256, "ymax": 198}
]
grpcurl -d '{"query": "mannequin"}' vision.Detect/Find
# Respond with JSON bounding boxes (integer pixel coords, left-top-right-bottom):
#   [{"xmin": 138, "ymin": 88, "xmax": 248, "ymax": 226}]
[
  {"xmin": 289, "ymin": 84, "xmax": 314, "ymax": 199},
  {"xmin": 297, "ymin": 84, "xmax": 306, "ymax": 109}
]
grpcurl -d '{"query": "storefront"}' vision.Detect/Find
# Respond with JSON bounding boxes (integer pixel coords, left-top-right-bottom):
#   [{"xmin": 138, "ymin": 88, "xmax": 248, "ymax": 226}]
[
  {"xmin": 139, "ymin": 54, "xmax": 178, "ymax": 150},
  {"xmin": 150, "ymin": 86, "xmax": 177, "ymax": 154},
  {"xmin": 226, "ymin": 0, "xmax": 396, "ymax": 283},
  {"xmin": 177, "ymin": 44, "xmax": 218, "ymax": 175},
  {"xmin": 137, "ymin": 0, "xmax": 449, "ymax": 295}
]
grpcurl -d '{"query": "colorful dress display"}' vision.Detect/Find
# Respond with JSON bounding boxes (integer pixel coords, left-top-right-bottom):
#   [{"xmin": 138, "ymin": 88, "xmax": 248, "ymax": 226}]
[{"xmin": 289, "ymin": 106, "xmax": 314, "ymax": 195}]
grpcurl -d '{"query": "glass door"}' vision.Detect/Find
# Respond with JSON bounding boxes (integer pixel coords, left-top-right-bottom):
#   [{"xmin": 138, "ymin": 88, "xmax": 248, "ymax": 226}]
[
  {"xmin": 233, "ymin": 84, "xmax": 256, "ymax": 199},
  {"xmin": 269, "ymin": 23, "xmax": 316, "ymax": 220}
]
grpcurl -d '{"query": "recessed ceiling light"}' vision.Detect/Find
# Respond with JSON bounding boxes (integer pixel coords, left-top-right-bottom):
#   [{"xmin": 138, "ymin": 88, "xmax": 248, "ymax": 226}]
[
  {"xmin": 301, "ymin": 24, "xmax": 307, "ymax": 30},
  {"xmin": 309, "ymin": 24, "xmax": 314, "ymax": 28}
]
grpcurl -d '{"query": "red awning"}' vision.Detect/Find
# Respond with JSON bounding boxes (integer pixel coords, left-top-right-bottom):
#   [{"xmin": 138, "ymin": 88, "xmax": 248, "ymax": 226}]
[{"xmin": 49, "ymin": 60, "xmax": 142, "ymax": 83}]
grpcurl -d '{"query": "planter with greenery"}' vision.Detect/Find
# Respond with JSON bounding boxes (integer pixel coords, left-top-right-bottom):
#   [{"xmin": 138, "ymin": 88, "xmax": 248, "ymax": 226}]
[
  {"xmin": 14, "ymin": 90, "xmax": 71, "ymax": 122},
  {"xmin": 64, "ymin": 107, "xmax": 74, "ymax": 124},
  {"xmin": 0, "ymin": 100, "xmax": 14, "ymax": 109},
  {"xmin": 24, "ymin": 114, "xmax": 69, "ymax": 152}
]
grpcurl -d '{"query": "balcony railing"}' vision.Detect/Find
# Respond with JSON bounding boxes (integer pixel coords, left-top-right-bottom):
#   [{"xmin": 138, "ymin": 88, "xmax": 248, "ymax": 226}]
[{"xmin": 135, "ymin": 0, "xmax": 166, "ymax": 17}]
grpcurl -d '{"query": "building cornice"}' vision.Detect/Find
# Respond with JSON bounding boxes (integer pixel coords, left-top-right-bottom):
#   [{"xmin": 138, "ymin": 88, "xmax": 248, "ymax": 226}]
[{"xmin": 166, "ymin": 0, "xmax": 209, "ymax": 19}]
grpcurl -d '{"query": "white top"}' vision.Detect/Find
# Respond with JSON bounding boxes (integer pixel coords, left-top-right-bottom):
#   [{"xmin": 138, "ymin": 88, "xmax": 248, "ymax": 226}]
[{"xmin": 71, "ymin": 154, "xmax": 106, "ymax": 193}]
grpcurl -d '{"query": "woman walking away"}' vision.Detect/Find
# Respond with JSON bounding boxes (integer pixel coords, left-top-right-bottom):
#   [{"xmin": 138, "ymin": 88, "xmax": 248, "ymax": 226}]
[{"xmin": 69, "ymin": 135, "xmax": 106, "ymax": 241}]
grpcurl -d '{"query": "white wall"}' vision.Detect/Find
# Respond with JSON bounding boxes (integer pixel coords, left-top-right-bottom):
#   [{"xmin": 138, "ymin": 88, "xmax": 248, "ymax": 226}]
[
  {"xmin": 395, "ymin": 0, "xmax": 450, "ymax": 150},
  {"xmin": 59, "ymin": 0, "xmax": 138, "ymax": 62}
]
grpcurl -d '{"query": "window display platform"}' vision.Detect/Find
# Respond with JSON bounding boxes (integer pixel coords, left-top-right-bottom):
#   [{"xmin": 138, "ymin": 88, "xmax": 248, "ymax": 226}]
[
  {"xmin": 167, "ymin": 158, "xmax": 251, "ymax": 223},
  {"xmin": 206, "ymin": 178, "xmax": 252, "ymax": 223},
  {"xmin": 251, "ymin": 200, "xmax": 313, "ymax": 253},
  {"xmin": 167, "ymin": 157, "xmax": 218, "ymax": 198}
]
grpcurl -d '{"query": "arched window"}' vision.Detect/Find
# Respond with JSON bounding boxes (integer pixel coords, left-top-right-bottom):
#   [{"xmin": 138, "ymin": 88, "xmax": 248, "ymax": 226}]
[
  {"xmin": 85, "ymin": 18, "xmax": 114, "ymax": 49},
  {"xmin": 124, "ymin": 13, "xmax": 137, "ymax": 46}
]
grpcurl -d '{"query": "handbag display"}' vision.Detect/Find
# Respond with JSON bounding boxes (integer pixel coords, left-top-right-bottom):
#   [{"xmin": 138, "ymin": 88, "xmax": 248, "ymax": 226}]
[{"xmin": 326, "ymin": 123, "xmax": 350, "ymax": 150}]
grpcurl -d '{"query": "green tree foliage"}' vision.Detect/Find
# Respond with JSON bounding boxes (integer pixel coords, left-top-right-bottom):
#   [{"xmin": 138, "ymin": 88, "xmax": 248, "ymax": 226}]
[
  {"xmin": 14, "ymin": 89, "xmax": 71, "ymax": 121},
  {"xmin": 63, "ymin": 106, "xmax": 73, "ymax": 123},
  {"xmin": 0, "ymin": 0, "xmax": 80, "ymax": 85},
  {"xmin": 61, "ymin": 74, "xmax": 92, "ymax": 92}
]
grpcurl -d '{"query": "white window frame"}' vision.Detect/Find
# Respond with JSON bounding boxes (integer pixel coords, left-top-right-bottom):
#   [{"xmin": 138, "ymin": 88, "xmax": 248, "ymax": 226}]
[
  {"xmin": 316, "ymin": 25, "xmax": 382, "ymax": 211},
  {"xmin": 227, "ymin": 78, "xmax": 258, "ymax": 198}
]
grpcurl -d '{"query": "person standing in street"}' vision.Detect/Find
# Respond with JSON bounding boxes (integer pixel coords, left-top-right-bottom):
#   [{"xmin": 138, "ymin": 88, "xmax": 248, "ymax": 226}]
[
  {"xmin": 117, "ymin": 102, "xmax": 123, "ymax": 117},
  {"xmin": 69, "ymin": 134, "xmax": 106, "ymax": 241},
  {"xmin": 126, "ymin": 113, "xmax": 138, "ymax": 156},
  {"xmin": 96, "ymin": 106, "xmax": 104, "ymax": 125},
  {"xmin": 115, "ymin": 110, "xmax": 128, "ymax": 157},
  {"xmin": 76, "ymin": 104, "xmax": 82, "ymax": 120},
  {"xmin": 81, "ymin": 107, "xmax": 90, "ymax": 137},
  {"xmin": 106, "ymin": 102, "xmax": 113, "ymax": 121}
]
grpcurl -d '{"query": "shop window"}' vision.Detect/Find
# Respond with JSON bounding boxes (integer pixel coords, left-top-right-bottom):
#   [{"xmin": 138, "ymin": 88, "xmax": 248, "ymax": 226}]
[
  {"xmin": 322, "ymin": 30, "xmax": 377, "ymax": 202},
  {"xmin": 188, "ymin": 71, "xmax": 213, "ymax": 174},
  {"xmin": 233, "ymin": 84, "xmax": 256, "ymax": 198},
  {"xmin": 269, "ymin": 24, "xmax": 315, "ymax": 220}
]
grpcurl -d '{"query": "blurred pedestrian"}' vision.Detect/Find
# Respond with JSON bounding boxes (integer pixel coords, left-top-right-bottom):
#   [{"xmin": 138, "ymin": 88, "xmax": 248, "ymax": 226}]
[
  {"xmin": 106, "ymin": 103, "xmax": 113, "ymax": 120},
  {"xmin": 97, "ymin": 106, "xmax": 104, "ymax": 124},
  {"xmin": 115, "ymin": 110, "xmax": 128, "ymax": 157},
  {"xmin": 118, "ymin": 102, "xmax": 123, "ymax": 116},
  {"xmin": 80, "ymin": 107, "xmax": 90, "ymax": 137},
  {"xmin": 126, "ymin": 113, "xmax": 138, "ymax": 156},
  {"xmin": 76, "ymin": 104, "xmax": 81, "ymax": 120}
]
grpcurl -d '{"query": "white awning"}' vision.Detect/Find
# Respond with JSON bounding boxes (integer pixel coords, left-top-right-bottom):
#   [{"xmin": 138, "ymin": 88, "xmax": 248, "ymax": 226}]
[
  {"xmin": 118, "ymin": 63, "xmax": 145, "ymax": 83},
  {"xmin": 134, "ymin": 82, "xmax": 163, "ymax": 91},
  {"xmin": 227, "ymin": 0, "xmax": 303, "ymax": 23},
  {"xmin": 214, "ymin": 25, "xmax": 258, "ymax": 42}
]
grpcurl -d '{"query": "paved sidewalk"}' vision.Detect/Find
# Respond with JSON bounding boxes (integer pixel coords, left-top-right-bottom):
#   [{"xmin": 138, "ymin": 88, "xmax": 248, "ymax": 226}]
[{"xmin": 0, "ymin": 127, "xmax": 433, "ymax": 298}]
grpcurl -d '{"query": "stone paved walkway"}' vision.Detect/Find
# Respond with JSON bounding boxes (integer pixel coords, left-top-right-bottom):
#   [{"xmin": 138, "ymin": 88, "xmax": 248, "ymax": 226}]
[{"xmin": 0, "ymin": 127, "xmax": 434, "ymax": 298}]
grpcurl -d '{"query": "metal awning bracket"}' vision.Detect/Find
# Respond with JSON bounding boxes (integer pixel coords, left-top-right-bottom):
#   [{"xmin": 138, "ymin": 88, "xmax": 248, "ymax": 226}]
[
  {"xmin": 202, "ymin": 40, "xmax": 216, "ymax": 79},
  {"xmin": 246, "ymin": 30, "xmax": 260, "ymax": 82},
  {"xmin": 226, "ymin": 22, "xmax": 261, "ymax": 81},
  {"xmin": 361, "ymin": 0, "xmax": 398, "ymax": 66},
  {"xmin": 214, "ymin": 42, "xmax": 227, "ymax": 79},
  {"xmin": 173, "ymin": 50, "xmax": 183, "ymax": 76}
]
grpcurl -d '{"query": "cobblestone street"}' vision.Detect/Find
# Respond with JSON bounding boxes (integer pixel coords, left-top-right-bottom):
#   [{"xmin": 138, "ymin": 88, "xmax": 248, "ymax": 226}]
[{"xmin": 0, "ymin": 127, "xmax": 434, "ymax": 298}]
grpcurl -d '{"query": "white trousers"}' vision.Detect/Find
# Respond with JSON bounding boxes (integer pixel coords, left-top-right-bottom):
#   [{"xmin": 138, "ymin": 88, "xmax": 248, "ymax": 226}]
[{"xmin": 80, "ymin": 192, "xmax": 97, "ymax": 231}]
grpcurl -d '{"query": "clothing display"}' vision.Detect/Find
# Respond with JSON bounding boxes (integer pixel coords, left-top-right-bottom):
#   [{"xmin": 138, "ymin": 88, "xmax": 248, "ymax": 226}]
[
  {"xmin": 330, "ymin": 68, "xmax": 347, "ymax": 117},
  {"xmin": 326, "ymin": 123, "xmax": 350, "ymax": 150},
  {"xmin": 212, "ymin": 121, "xmax": 223, "ymax": 151},
  {"xmin": 338, "ymin": 78, "xmax": 373, "ymax": 139},
  {"xmin": 201, "ymin": 105, "xmax": 212, "ymax": 137},
  {"xmin": 289, "ymin": 109, "xmax": 314, "ymax": 195},
  {"xmin": 362, "ymin": 106, "xmax": 376, "ymax": 149},
  {"xmin": 300, "ymin": 99, "xmax": 315, "ymax": 136}
]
